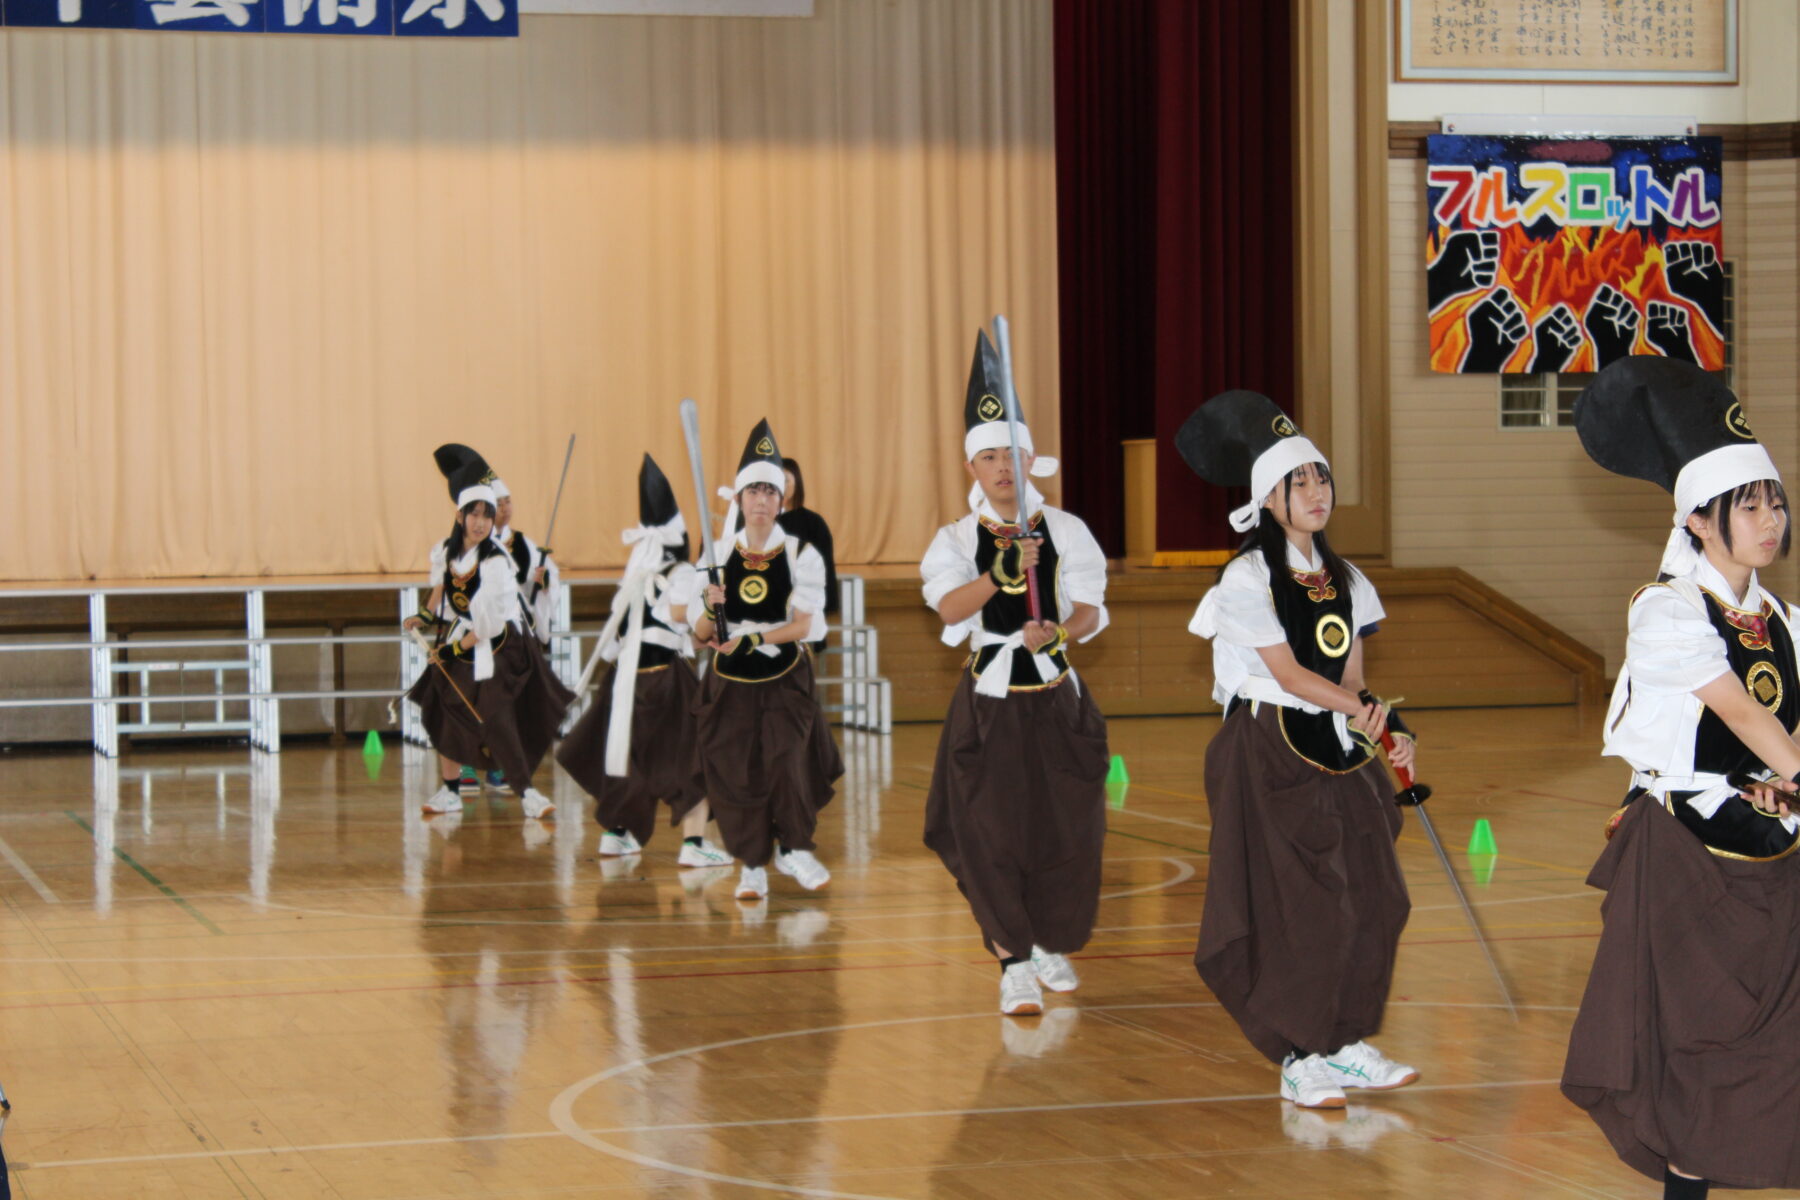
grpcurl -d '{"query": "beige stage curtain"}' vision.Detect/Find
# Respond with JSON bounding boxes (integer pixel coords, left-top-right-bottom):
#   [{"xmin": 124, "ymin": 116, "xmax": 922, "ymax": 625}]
[{"xmin": 0, "ymin": 0, "xmax": 1057, "ymax": 580}]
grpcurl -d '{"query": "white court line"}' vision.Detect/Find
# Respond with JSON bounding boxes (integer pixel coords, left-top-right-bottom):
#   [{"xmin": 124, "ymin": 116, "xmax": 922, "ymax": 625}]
[
  {"xmin": 548, "ymin": 1000, "xmax": 1573, "ymax": 1200},
  {"xmin": 0, "ymin": 831, "xmax": 60, "ymax": 903}
]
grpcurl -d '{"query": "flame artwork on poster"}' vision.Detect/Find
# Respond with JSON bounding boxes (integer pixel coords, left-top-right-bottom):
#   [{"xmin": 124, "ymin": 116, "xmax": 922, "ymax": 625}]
[{"xmin": 1426, "ymin": 134, "xmax": 1724, "ymax": 374}]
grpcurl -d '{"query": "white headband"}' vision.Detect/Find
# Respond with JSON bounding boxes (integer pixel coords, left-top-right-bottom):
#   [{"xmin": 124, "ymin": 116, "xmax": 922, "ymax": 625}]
[
  {"xmin": 1228, "ymin": 436, "xmax": 1329, "ymax": 532},
  {"xmin": 1660, "ymin": 442, "xmax": 1782, "ymax": 577},
  {"xmin": 456, "ymin": 484, "xmax": 498, "ymax": 511},
  {"xmin": 734, "ymin": 461, "xmax": 786, "ymax": 495},
  {"xmin": 963, "ymin": 421, "xmax": 1060, "ymax": 477}
]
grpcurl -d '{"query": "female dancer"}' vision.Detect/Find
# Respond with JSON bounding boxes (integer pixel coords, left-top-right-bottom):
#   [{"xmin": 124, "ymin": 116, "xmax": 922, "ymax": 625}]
[
  {"xmin": 406, "ymin": 448, "xmax": 573, "ymax": 820},
  {"xmin": 1565, "ymin": 358, "xmax": 1800, "ymax": 1200},
  {"xmin": 1184, "ymin": 389, "xmax": 1417, "ymax": 1110},
  {"xmin": 556, "ymin": 454, "xmax": 730, "ymax": 866},
  {"xmin": 683, "ymin": 420, "xmax": 843, "ymax": 901}
]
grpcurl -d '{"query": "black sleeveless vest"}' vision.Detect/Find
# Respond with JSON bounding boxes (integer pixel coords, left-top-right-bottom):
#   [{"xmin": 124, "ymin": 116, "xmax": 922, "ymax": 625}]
[
  {"xmin": 439, "ymin": 539, "xmax": 510, "ymax": 656},
  {"xmin": 714, "ymin": 538, "xmax": 804, "ymax": 683},
  {"xmin": 1661, "ymin": 585, "xmax": 1800, "ymax": 860},
  {"xmin": 1268, "ymin": 558, "xmax": 1371, "ymax": 773},
  {"xmin": 970, "ymin": 513, "xmax": 1069, "ymax": 690},
  {"xmin": 633, "ymin": 562, "xmax": 684, "ymax": 671}
]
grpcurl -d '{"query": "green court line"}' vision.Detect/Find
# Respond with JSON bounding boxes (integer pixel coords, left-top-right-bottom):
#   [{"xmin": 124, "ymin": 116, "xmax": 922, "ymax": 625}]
[{"xmin": 64, "ymin": 812, "xmax": 224, "ymax": 936}]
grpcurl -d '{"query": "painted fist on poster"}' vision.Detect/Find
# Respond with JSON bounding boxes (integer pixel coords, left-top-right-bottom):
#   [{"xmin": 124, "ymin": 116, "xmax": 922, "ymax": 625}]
[
  {"xmin": 1584, "ymin": 285, "xmax": 1641, "ymax": 366},
  {"xmin": 1461, "ymin": 287, "xmax": 1527, "ymax": 372},
  {"xmin": 1662, "ymin": 240, "xmax": 1726, "ymax": 335},
  {"xmin": 1528, "ymin": 304, "xmax": 1583, "ymax": 374},
  {"xmin": 1427, "ymin": 229, "xmax": 1501, "ymax": 312},
  {"xmin": 1646, "ymin": 300, "xmax": 1701, "ymax": 364}
]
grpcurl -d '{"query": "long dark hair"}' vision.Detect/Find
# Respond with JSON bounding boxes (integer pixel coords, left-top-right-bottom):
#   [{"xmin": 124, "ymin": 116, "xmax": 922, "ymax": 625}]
[
  {"xmin": 1219, "ymin": 463, "xmax": 1361, "ymax": 588},
  {"xmin": 1668, "ymin": 478, "xmax": 1791, "ymax": 580},
  {"xmin": 781, "ymin": 456, "xmax": 806, "ymax": 510},
  {"xmin": 444, "ymin": 499, "xmax": 496, "ymax": 563}
]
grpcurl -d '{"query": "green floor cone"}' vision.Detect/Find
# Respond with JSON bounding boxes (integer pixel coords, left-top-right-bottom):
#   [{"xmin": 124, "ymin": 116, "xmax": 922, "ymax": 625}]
[
  {"xmin": 1468, "ymin": 851, "xmax": 1498, "ymax": 887},
  {"xmin": 363, "ymin": 729, "xmax": 384, "ymax": 757},
  {"xmin": 1106, "ymin": 780, "xmax": 1129, "ymax": 811},
  {"xmin": 1467, "ymin": 817, "xmax": 1498, "ymax": 856},
  {"xmin": 1106, "ymin": 754, "xmax": 1129, "ymax": 785}
]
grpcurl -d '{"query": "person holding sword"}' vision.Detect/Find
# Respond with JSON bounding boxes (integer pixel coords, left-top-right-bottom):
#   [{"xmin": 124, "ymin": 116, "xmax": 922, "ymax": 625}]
[
  {"xmin": 1565, "ymin": 359, "xmax": 1800, "ymax": 1200},
  {"xmin": 679, "ymin": 419, "xmax": 842, "ymax": 903},
  {"xmin": 1183, "ymin": 389, "xmax": 1418, "ymax": 1111},
  {"xmin": 405, "ymin": 447, "xmax": 573, "ymax": 823},
  {"xmin": 920, "ymin": 325, "xmax": 1112, "ymax": 1017}
]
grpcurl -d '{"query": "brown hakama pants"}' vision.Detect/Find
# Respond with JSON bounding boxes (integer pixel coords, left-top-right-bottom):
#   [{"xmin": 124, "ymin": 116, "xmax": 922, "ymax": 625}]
[
  {"xmin": 692, "ymin": 653, "xmax": 842, "ymax": 867},
  {"xmin": 1194, "ymin": 702, "xmax": 1410, "ymax": 1064},
  {"xmin": 1563, "ymin": 797, "xmax": 1800, "ymax": 1189},
  {"xmin": 556, "ymin": 660, "xmax": 705, "ymax": 845},
  {"xmin": 407, "ymin": 631, "xmax": 575, "ymax": 793},
  {"xmin": 923, "ymin": 672, "xmax": 1110, "ymax": 957}
]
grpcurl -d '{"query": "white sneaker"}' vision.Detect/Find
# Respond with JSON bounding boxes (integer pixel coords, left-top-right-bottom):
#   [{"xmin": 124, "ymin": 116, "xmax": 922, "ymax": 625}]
[
  {"xmin": 1324, "ymin": 1040, "xmax": 1418, "ymax": 1090},
  {"xmin": 678, "ymin": 838, "xmax": 731, "ymax": 867},
  {"xmin": 1000, "ymin": 960, "xmax": 1044, "ymax": 1016},
  {"xmin": 422, "ymin": 785, "xmax": 462, "ymax": 814},
  {"xmin": 774, "ymin": 849, "xmax": 831, "ymax": 891},
  {"xmin": 518, "ymin": 788, "xmax": 554, "ymax": 820},
  {"xmin": 1280, "ymin": 1053, "xmax": 1347, "ymax": 1110},
  {"xmin": 598, "ymin": 830, "xmax": 642, "ymax": 857},
  {"xmin": 1030, "ymin": 946, "xmax": 1080, "ymax": 993},
  {"xmin": 736, "ymin": 865, "xmax": 768, "ymax": 900}
]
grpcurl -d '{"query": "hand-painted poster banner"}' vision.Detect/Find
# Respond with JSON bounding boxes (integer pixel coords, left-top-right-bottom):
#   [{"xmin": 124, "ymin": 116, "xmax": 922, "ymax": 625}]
[
  {"xmin": 1426, "ymin": 134, "xmax": 1724, "ymax": 374},
  {"xmin": 0, "ymin": 0, "xmax": 513, "ymax": 33}
]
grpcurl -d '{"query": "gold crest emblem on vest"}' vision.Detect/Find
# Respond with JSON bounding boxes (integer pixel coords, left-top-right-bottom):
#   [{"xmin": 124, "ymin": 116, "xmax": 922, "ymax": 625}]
[
  {"xmin": 978, "ymin": 394, "xmax": 1004, "ymax": 423},
  {"xmin": 1726, "ymin": 402, "xmax": 1756, "ymax": 441},
  {"xmin": 1272, "ymin": 414, "xmax": 1298, "ymax": 438},
  {"xmin": 1315, "ymin": 612, "xmax": 1350, "ymax": 658},
  {"xmin": 451, "ymin": 591, "xmax": 470, "ymax": 612},
  {"xmin": 1747, "ymin": 661, "xmax": 1783, "ymax": 711},
  {"xmin": 738, "ymin": 575, "xmax": 769, "ymax": 605}
]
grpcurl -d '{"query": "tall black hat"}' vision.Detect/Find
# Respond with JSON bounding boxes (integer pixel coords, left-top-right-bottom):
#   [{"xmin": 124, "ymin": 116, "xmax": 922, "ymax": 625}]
[
  {"xmin": 1176, "ymin": 390, "xmax": 1325, "ymax": 532},
  {"xmin": 733, "ymin": 419, "xmax": 786, "ymax": 493},
  {"xmin": 1573, "ymin": 357, "xmax": 1760, "ymax": 493},
  {"xmin": 433, "ymin": 443, "xmax": 498, "ymax": 503},
  {"xmin": 964, "ymin": 330, "xmax": 1011, "ymax": 432},
  {"xmin": 1574, "ymin": 357, "xmax": 1778, "ymax": 576},
  {"xmin": 638, "ymin": 453, "xmax": 680, "ymax": 527}
]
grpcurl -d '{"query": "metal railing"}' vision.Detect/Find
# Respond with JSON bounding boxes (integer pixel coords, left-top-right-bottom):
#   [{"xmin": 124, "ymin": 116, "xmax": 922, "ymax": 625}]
[{"xmin": 0, "ymin": 575, "xmax": 889, "ymax": 755}]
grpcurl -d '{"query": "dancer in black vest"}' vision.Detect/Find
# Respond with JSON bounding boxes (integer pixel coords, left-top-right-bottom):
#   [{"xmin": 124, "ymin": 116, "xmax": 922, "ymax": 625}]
[
  {"xmin": 405, "ymin": 446, "xmax": 574, "ymax": 822},
  {"xmin": 682, "ymin": 420, "xmax": 843, "ymax": 901},
  {"xmin": 1184, "ymin": 391, "xmax": 1417, "ymax": 1110},
  {"xmin": 1565, "ymin": 359, "xmax": 1800, "ymax": 1200},
  {"xmin": 921, "ymin": 330, "xmax": 1111, "ymax": 1017},
  {"xmin": 557, "ymin": 454, "xmax": 730, "ymax": 868}
]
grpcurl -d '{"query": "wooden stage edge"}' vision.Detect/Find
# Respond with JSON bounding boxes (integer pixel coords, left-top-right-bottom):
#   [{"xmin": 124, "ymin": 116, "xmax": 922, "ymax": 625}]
[{"xmin": 0, "ymin": 563, "xmax": 1605, "ymax": 727}]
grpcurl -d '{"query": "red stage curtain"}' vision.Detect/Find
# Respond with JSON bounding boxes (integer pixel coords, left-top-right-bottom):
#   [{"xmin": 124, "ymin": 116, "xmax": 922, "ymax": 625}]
[{"xmin": 1055, "ymin": 0, "xmax": 1296, "ymax": 554}]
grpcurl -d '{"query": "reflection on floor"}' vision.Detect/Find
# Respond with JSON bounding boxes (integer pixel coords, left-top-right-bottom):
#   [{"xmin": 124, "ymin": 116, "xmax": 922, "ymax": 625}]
[{"xmin": 0, "ymin": 708, "xmax": 1684, "ymax": 1198}]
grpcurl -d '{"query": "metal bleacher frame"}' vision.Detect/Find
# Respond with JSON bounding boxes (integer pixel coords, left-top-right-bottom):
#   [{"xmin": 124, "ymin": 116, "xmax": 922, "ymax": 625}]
[{"xmin": 0, "ymin": 575, "xmax": 889, "ymax": 756}]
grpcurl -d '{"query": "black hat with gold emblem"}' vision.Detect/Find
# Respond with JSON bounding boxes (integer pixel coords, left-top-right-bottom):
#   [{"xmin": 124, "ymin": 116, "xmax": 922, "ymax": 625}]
[
  {"xmin": 1574, "ymin": 356, "xmax": 1778, "ymax": 576},
  {"xmin": 433, "ymin": 443, "xmax": 499, "ymax": 510},
  {"xmin": 961, "ymin": 329, "xmax": 1059, "ymax": 473},
  {"xmin": 639, "ymin": 452, "xmax": 680, "ymax": 527},
  {"xmin": 732, "ymin": 419, "xmax": 787, "ymax": 496},
  {"xmin": 1176, "ymin": 390, "xmax": 1326, "ymax": 533}
]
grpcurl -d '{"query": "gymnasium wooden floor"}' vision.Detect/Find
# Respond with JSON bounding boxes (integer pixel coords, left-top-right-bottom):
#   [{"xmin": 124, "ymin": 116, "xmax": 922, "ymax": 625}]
[{"xmin": 0, "ymin": 706, "xmax": 1768, "ymax": 1199}]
